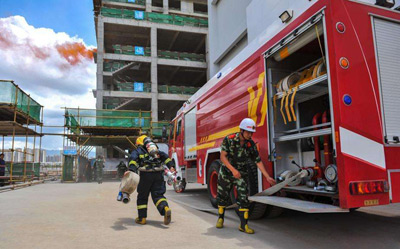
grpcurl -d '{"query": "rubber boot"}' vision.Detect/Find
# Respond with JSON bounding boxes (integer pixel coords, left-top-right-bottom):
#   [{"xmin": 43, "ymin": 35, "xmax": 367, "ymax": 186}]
[
  {"xmin": 216, "ymin": 206, "xmax": 225, "ymax": 229},
  {"xmin": 135, "ymin": 217, "xmax": 146, "ymax": 225},
  {"xmin": 117, "ymin": 191, "xmax": 122, "ymax": 201},
  {"xmin": 238, "ymin": 209, "xmax": 254, "ymax": 234},
  {"xmin": 164, "ymin": 206, "xmax": 171, "ymax": 225}
]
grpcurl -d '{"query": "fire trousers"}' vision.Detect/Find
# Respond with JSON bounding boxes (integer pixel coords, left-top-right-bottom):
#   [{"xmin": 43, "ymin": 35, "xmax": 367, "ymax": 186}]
[{"xmin": 137, "ymin": 171, "xmax": 169, "ymax": 218}]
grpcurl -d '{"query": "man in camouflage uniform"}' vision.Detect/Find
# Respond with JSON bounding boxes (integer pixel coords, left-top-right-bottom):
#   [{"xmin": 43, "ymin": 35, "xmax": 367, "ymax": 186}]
[
  {"xmin": 95, "ymin": 155, "xmax": 104, "ymax": 184},
  {"xmin": 216, "ymin": 118, "xmax": 276, "ymax": 234}
]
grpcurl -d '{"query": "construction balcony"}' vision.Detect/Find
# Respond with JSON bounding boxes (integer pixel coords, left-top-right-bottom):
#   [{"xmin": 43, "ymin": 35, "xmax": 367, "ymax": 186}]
[
  {"xmin": 103, "ymin": 59, "xmax": 205, "ymax": 87},
  {"xmin": 103, "ymin": 0, "xmax": 146, "ymax": 7},
  {"xmin": 98, "ymin": 0, "xmax": 207, "ymax": 17},
  {"xmin": 98, "ymin": 7, "xmax": 208, "ymax": 34},
  {"xmin": 157, "ymin": 28, "xmax": 206, "ymax": 58},
  {"xmin": 101, "ymin": 96, "xmax": 181, "ymax": 126},
  {"xmin": 102, "ymin": 20, "xmax": 207, "ymax": 67}
]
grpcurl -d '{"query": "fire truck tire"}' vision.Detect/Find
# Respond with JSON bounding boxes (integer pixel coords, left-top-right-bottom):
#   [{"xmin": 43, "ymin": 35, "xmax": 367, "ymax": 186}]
[
  {"xmin": 349, "ymin": 207, "xmax": 359, "ymax": 212},
  {"xmin": 264, "ymin": 204, "xmax": 284, "ymax": 218},
  {"xmin": 230, "ymin": 161, "xmax": 268, "ymax": 220},
  {"xmin": 207, "ymin": 160, "xmax": 221, "ymax": 208}
]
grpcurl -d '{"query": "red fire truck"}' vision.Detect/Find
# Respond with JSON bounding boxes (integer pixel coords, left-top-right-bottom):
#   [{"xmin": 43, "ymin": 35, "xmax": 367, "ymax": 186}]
[{"xmin": 168, "ymin": 0, "xmax": 400, "ymax": 218}]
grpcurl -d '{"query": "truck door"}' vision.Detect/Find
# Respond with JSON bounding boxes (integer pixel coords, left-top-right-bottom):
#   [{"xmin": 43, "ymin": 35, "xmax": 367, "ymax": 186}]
[{"xmin": 170, "ymin": 118, "xmax": 183, "ymax": 166}]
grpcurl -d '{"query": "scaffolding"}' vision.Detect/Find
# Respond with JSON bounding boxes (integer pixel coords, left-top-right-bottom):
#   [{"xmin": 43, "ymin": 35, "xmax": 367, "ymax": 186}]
[
  {"xmin": 62, "ymin": 107, "xmax": 169, "ymax": 181},
  {"xmin": 0, "ymin": 80, "xmax": 44, "ymax": 184}
]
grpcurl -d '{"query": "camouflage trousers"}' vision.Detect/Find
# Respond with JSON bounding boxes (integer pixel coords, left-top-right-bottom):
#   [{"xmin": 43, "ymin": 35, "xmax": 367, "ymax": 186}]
[
  {"xmin": 217, "ymin": 165, "xmax": 249, "ymax": 209},
  {"xmin": 96, "ymin": 167, "xmax": 103, "ymax": 182}
]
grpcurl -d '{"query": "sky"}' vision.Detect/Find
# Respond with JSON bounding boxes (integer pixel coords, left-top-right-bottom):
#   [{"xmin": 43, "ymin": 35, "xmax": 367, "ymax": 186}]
[{"xmin": 0, "ymin": 0, "xmax": 97, "ymax": 150}]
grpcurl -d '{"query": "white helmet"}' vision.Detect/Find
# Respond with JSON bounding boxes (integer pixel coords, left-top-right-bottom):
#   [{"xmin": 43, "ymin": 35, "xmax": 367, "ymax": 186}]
[{"xmin": 239, "ymin": 118, "xmax": 256, "ymax": 132}]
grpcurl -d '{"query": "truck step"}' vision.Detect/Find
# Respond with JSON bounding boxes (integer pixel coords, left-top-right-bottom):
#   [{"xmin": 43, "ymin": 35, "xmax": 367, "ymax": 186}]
[{"xmin": 248, "ymin": 196, "xmax": 349, "ymax": 213}]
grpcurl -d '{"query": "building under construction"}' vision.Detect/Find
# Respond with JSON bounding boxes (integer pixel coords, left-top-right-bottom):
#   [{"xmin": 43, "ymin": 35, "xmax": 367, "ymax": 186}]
[
  {"xmin": 92, "ymin": 0, "xmax": 208, "ymax": 118},
  {"xmin": 92, "ymin": 0, "xmax": 209, "ymax": 159}
]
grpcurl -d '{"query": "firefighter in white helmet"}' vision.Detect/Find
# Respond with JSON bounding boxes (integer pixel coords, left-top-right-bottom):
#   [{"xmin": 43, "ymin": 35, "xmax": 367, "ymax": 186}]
[{"xmin": 216, "ymin": 118, "xmax": 276, "ymax": 234}]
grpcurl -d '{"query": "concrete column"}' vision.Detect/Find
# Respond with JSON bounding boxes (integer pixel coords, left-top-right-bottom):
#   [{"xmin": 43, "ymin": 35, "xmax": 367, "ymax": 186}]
[
  {"xmin": 163, "ymin": 0, "xmax": 169, "ymax": 14},
  {"xmin": 146, "ymin": 0, "xmax": 152, "ymax": 12},
  {"xmin": 96, "ymin": 17, "xmax": 104, "ymax": 110},
  {"xmin": 150, "ymin": 27, "xmax": 158, "ymax": 122},
  {"xmin": 181, "ymin": 0, "xmax": 194, "ymax": 14},
  {"xmin": 205, "ymin": 33, "xmax": 210, "ymax": 80}
]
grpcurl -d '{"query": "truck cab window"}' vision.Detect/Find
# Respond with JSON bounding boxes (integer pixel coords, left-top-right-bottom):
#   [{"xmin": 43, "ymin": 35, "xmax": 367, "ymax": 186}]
[{"xmin": 176, "ymin": 120, "xmax": 182, "ymax": 137}]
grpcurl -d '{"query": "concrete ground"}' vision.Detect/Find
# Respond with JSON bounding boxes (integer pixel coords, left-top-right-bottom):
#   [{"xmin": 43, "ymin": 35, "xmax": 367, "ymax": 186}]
[{"xmin": 1, "ymin": 181, "xmax": 400, "ymax": 249}]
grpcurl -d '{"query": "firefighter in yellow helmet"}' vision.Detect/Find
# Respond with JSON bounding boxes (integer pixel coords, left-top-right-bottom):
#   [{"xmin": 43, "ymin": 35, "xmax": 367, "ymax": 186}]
[{"xmin": 126, "ymin": 135, "xmax": 175, "ymax": 225}]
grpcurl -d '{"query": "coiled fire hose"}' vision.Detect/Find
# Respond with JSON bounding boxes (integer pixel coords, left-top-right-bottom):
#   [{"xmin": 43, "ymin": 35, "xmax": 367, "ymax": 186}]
[{"xmin": 227, "ymin": 169, "xmax": 309, "ymax": 209}]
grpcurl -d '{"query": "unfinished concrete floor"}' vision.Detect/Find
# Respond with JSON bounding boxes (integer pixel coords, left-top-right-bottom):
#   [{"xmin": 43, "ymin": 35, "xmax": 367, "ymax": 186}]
[
  {"xmin": 1, "ymin": 181, "xmax": 400, "ymax": 249},
  {"xmin": 0, "ymin": 181, "xmax": 267, "ymax": 249}
]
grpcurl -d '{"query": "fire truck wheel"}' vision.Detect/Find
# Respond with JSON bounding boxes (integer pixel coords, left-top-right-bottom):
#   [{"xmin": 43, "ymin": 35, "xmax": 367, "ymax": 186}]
[
  {"xmin": 264, "ymin": 204, "xmax": 284, "ymax": 218},
  {"xmin": 349, "ymin": 207, "xmax": 359, "ymax": 213},
  {"xmin": 207, "ymin": 160, "xmax": 221, "ymax": 208},
  {"xmin": 230, "ymin": 161, "xmax": 268, "ymax": 220}
]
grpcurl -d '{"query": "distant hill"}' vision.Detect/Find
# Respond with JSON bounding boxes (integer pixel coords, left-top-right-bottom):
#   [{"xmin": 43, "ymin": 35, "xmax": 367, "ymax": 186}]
[
  {"xmin": 45, "ymin": 150, "xmax": 62, "ymax": 156},
  {"xmin": 44, "ymin": 150, "xmax": 95, "ymax": 158}
]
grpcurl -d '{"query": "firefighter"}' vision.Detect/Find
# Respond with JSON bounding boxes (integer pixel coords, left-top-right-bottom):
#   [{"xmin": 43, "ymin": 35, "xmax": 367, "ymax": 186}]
[
  {"xmin": 85, "ymin": 162, "xmax": 92, "ymax": 182},
  {"xmin": 116, "ymin": 161, "xmax": 127, "ymax": 179},
  {"xmin": 216, "ymin": 118, "xmax": 276, "ymax": 234},
  {"xmin": 127, "ymin": 135, "xmax": 175, "ymax": 225}
]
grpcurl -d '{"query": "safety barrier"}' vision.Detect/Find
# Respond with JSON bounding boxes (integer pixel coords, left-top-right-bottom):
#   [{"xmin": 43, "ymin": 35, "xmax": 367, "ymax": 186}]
[
  {"xmin": 150, "ymin": 121, "xmax": 170, "ymax": 138},
  {"xmin": 104, "ymin": 61, "xmax": 130, "ymax": 72},
  {"xmin": 112, "ymin": 82, "xmax": 199, "ymax": 95},
  {"xmin": 112, "ymin": 45, "xmax": 151, "ymax": 56},
  {"xmin": 158, "ymin": 85, "xmax": 199, "ymax": 95},
  {"xmin": 110, "ymin": 44, "xmax": 205, "ymax": 62},
  {"xmin": 101, "ymin": 7, "xmax": 208, "ymax": 27},
  {"xmin": 103, "ymin": 0, "xmax": 146, "ymax": 5},
  {"xmin": 65, "ymin": 108, "xmax": 151, "ymax": 130},
  {"xmin": 158, "ymin": 50, "xmax": 205, "ymax": 62},
  {"xmin": 6, "ymin": 163, "xmax": 40, "ymax": 177},
  {"xmin": 115, "ymin": 82, "xmax": 152, "ymax": 92},
  {"xmin": 0, "ymin": 80, "xmax": 42, "ymax": 122}
]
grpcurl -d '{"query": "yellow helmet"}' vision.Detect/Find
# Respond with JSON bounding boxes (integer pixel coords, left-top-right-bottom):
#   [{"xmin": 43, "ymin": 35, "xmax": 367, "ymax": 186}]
[{"xmin": 136, "ymin": 135, "xmax": 148, "ymax": 146}]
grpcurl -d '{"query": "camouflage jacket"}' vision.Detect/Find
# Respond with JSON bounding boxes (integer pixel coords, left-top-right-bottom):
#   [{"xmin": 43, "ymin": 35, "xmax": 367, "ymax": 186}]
[{"xmin": 220, "ymin": 133, "xmax": 261, "ymax": 172}]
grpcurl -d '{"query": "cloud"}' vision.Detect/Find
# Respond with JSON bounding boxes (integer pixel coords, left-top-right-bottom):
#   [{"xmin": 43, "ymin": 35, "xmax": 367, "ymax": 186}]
[
  {"xmin": 0, "ymin": 15, "xmax": 97, "ymax": 150},
  {"xmin": 0, "ymin": 15, "xmax": 96, "ymax": 96}
]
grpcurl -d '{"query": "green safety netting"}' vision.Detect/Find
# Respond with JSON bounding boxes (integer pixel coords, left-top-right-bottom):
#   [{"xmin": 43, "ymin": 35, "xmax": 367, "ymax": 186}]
[
  {"xmin": 6, "ymin": 163, "xmax": 40, "ymax": 177},
  {"xmin": 104, "ymin": 61, "xmax": 130, "ymax": 72},
  {"xmin": 151, "ymin": 121, "xmax": 170, "ymax": 137},
  {"xmin": 65, "ymin": 108, "xmax": 151, "ymax": 131},
  {"xmin": 112, "ymin": 82, "xmax": 199, "ymax": 95},
  {"xmin": 0, "ymin": 81, "xmax": 42, "ymax": 122},
  {"xmin": 115, "ymin": 82, "xmax": 152, "ymax": 92},
  {"xmin": 101, "ymin": 7, "xmax": 208, "ymax": 27},
  {"xmin": 62, "ymin": 156, "xmax": 74, "ymax": 181},
  {"xmin": 158, "ymin": 85, "xmax": 199, "ymax": 95},
  {"xmin": 110, "ymin": 43, "xmax": 205, "ymax": 62}
]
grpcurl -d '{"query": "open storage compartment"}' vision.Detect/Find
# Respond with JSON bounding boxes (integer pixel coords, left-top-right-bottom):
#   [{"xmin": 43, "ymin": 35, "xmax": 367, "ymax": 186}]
[{"xmin": 265, "ymin": 15, "xmax": 338, "ymax": 201}]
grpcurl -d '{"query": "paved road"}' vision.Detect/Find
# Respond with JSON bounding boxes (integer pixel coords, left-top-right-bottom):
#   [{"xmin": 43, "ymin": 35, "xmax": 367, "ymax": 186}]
[{"xmin": 1, "ymin": 181, "xmax": 399, "ymax": 249}]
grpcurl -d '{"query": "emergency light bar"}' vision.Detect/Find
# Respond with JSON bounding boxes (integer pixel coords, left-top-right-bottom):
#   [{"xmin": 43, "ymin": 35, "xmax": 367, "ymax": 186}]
[{"xmin": 349, "ymin": 180, "xmax": 389, "ymax": 195}]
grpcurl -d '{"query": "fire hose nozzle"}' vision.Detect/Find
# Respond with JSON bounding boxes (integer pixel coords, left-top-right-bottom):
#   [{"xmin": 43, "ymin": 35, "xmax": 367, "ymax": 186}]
[
  {"xmin": 163, "ymin": 166, "xmax": 181, "ymax": 186},
  {"xmin": 122, "ymin": 192, "xmax": 130, "ymax": 204}
]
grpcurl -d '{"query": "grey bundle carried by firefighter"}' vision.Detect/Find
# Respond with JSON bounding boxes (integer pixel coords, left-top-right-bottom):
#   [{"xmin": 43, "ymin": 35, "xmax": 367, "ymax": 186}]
[{"xmin": 118, "ymin": 171, "xmax": 140, "ymax": 204}]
